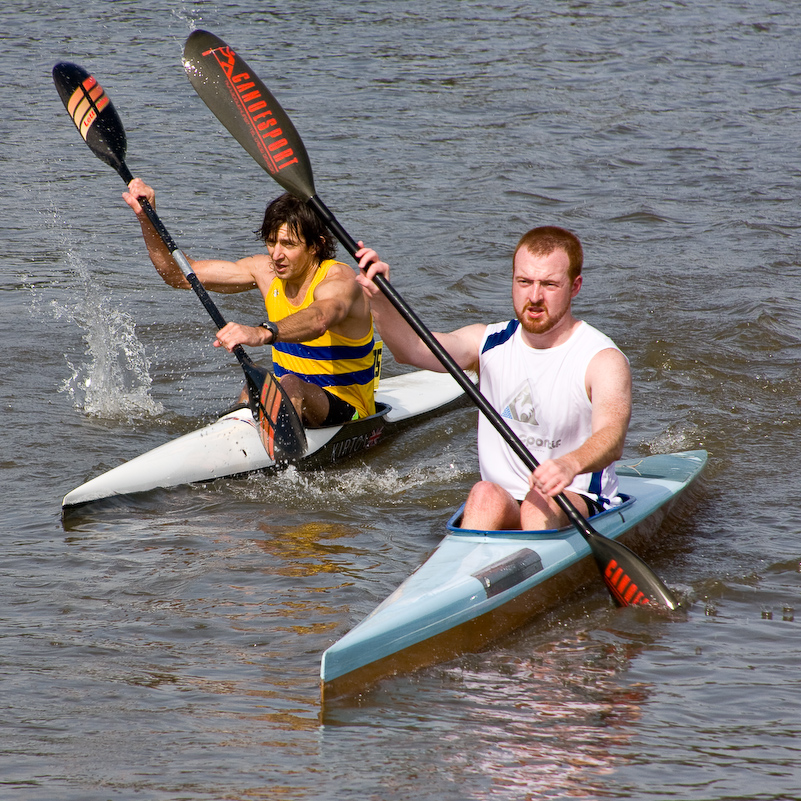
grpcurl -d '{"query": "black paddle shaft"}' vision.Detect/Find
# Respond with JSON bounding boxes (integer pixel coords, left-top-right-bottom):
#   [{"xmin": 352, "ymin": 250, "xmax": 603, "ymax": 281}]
[{"xmin": 178, "ymin": 28, "xmax": 581, "ymax": 520}]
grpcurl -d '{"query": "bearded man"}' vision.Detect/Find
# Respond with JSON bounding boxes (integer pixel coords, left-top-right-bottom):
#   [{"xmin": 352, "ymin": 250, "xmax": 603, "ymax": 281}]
[{"xmin": 355, "ymin": 226, "xmax": 631, "ymax": 530}]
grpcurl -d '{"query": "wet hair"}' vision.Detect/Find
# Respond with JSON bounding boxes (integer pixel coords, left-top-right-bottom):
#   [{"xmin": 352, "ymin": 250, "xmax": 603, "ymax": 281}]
[
  {"xmin": 513, "ymin": 226, "xmax": 584, "ymax": 283},
  {"xmin": 255, "ymin": 193, "xmax": 336, "ymax": 262}
]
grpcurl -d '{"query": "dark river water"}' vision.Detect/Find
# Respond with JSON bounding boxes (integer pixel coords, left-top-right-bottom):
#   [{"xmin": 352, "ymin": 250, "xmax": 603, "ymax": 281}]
[{"xmin": 4, "ymin": 1, "xmax": 801, "ymax": 798}]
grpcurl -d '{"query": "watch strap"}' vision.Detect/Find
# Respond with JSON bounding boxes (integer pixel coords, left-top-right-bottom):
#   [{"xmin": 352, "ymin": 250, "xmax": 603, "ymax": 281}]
[{"xmin": 258, "ymin": 320, "xmax": 279, "ymax": 343}]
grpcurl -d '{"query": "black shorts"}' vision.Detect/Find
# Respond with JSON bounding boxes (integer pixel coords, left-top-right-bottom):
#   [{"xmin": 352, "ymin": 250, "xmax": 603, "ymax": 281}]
[{"xmin": 320, "ymin": 390, "xmax": 358, "ymax": 426}]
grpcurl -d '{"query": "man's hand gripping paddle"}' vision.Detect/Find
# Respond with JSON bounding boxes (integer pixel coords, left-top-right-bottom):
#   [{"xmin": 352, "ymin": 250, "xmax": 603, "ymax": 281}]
[
  {"xmin": 182, "ymin": 30, "xmax": 678, "ymax": 610},
  {"xmin": 52, "ymin": 61, "xmax": 306, "ymax": 461}
]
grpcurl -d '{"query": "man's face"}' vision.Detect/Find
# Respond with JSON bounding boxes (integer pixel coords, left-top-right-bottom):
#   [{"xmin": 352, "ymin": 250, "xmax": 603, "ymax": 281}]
[
  {"xmin": 512, "ymin": 247, "xmax": 581, "ymax": 336},
  {"xmin": 266, "ymin": 223, "xmax": 317, "ymax": 280}
]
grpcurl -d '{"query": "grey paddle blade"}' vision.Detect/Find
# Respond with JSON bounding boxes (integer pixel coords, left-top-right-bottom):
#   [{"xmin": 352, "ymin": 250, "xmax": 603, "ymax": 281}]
[{"xmin": 182, "ymin": 30, "xmax": 316, "ymax": 201}]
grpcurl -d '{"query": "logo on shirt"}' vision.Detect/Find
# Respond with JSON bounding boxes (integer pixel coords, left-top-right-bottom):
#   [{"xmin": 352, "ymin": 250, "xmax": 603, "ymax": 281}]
[{"xmin": 501, "ymin": 382, "xmax": 538, "ymax": 426}]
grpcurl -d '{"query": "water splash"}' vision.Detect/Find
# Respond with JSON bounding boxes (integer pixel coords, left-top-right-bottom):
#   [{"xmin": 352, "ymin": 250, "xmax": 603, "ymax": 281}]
[
  {"xmin": 41, "ymin": 249, "xmax": 164, "ymax": 421},
  {"xmin": 233, "ymin": 460, "xmax": 469, "ymax": 506},
  {"xmin": 644, "ymin": 422, "xmax": 700, "ymax": 454}
]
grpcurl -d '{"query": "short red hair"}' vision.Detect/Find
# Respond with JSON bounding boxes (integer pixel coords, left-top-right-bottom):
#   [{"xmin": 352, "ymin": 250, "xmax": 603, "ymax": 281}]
[{"xmin": 513, "ymin": 226, "xmax": 584, "ymax": 283}]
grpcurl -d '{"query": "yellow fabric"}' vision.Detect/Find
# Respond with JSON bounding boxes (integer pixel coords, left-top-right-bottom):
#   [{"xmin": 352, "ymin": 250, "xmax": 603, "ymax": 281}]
[{"xmin": 266, "ymin": 260, "xmax": 376, "ymax": 417}]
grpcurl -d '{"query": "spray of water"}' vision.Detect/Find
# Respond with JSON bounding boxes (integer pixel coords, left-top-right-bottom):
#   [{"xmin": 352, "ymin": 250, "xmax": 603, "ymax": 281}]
[
  {"xmin": 232, "ymin": 460, "xmax": 469, "ymax": 507},
  {"xmin": 46, "ymin": 249, "xmax": 164, "ymax": 421},
  {"xmin": 645, "ymin": 422, "xmax": 700, "ymax": 455}
]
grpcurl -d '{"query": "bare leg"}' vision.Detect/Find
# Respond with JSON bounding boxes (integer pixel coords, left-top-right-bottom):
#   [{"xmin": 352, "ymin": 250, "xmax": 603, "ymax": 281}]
[
  {"xmin": 276, "ymin": 373, "xmax": 331, "ymax": 427},
  {"xmin": 236, "ymin": 375, "xmax": 333, "ymax": 427},
  {"xmin": 520, "ymin": 488, "xmax": 593, "ymax": 531},
  {"xmin": 461, "ymin": 481, "xmax": 523, "ymax": 530},
  {"xmin": 461, "ymin": 481, "xmax": 594, "ymax": 532}
]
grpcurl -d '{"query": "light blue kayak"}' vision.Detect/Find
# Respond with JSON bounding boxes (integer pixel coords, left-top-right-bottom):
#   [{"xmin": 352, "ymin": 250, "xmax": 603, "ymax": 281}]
[{"xmin": 320, "ymin": 449, "xmax": 707, "ymax": 703}]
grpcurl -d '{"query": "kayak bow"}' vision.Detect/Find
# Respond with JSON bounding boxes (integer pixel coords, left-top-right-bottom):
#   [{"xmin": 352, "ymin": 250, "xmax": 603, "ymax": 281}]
[{"xmin": 321, "ymin": 449, "xmax": 707, "ymax": 703}]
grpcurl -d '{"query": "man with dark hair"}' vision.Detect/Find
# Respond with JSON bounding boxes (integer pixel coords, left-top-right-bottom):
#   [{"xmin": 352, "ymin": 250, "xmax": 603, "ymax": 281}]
[
  {"xmin": 355, "ymin": 226, "xmax": 631, "ymax": 531},
  {"xmin": 123, "ymin": 179, "xmax": 376, "ymax": 426}
]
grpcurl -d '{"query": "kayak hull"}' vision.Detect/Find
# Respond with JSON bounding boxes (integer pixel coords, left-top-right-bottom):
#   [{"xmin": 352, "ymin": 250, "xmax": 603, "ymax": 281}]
[
  {"xmin": 320, "ymin": 449, "xmax": 708, "ymax": 703},
  {"xmin": 62, "ymin": 369, "xmax": 469, "ymax": 508}
]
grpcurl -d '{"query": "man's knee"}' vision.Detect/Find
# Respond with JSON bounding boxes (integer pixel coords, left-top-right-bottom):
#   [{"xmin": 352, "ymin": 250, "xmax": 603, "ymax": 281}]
[
  {"xmin": 279, "ymin": 373, "xmax": 303, "ymax": 394},
  {"xmin": 462, "ymin": 481, "xmax": 521, "ymax": 529},
  {"xmin": 467, "ymin": 480, "xmax": 506, "ymax": 506}
]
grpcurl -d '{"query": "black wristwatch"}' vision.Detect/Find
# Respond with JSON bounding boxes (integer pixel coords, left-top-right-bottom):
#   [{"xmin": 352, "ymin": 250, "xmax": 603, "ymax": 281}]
[{"xmin": 258, "ymin": 320, "xmax": 279, "ymax": 344}]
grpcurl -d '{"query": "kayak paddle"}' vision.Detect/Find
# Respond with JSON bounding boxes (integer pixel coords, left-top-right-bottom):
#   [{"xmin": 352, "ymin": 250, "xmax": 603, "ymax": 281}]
[
  {"xmin": 181, "ymin": 30, "xmax": 678, "ymax": 611},
  {"xmin": 52, "ymin": 61, "xmax": 306, "ymax": 462}
]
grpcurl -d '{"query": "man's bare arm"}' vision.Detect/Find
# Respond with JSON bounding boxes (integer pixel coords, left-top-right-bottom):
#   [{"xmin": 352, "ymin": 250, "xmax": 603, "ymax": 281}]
[
  {"xmin": 123, "ymin": 178, "xmax": 263, "ymax": 293},
  {"xmin": 530, "ymin": 348, "xmax": 632, "ymax": 497},
  {"xmin": 214, "ymin": 263, "xmax": 366, "ymax": 352}
]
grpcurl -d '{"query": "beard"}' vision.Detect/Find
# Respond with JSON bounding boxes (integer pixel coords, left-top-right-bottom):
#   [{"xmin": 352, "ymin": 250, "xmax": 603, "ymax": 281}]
[{"xmin": 516, "ymin": 301, "xmax": 567, "ymax": 335}]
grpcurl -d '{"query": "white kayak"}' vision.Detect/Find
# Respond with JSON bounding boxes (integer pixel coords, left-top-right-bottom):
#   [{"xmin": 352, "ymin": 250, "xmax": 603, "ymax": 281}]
[
  {"xmin": 320, "ymin": 449, "xmax": 708, "ymax": 704},
  {"xmin": 62, "ymin": 369, "xmax": 470, "ymax": 508}
]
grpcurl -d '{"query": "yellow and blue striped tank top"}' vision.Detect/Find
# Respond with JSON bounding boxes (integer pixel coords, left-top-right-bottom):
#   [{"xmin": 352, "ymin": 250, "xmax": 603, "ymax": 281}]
[{"xmin": 265, "ymin": 260, "xmax": 376, "ymax": 418}]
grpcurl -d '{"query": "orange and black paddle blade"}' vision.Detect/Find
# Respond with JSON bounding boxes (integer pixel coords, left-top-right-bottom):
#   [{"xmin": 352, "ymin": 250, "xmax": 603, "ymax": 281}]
[
  {"xmin": 53, "ymin": 62, "xmax": 133, "ymax": 183},
  {"xmin": 241, "ymin": 360, "xmax": 306, "ymax": 461}
]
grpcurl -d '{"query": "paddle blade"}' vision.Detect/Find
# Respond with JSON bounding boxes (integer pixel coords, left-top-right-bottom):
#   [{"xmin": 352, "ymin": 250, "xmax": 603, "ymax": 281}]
[
  {"xmin": 182, "ymin": 30, "xmax": 316, "ymax": 201},
  {"xmin": 52, "ymin": 62, "xmax": 132, "ymax": 183},
  {"xmin": 241, "ymin": 361, "xmax": 307, "ymax": 461},
  {"xmin": 586, "ymin": 531, "xmax": 679, "ymax": 610}
]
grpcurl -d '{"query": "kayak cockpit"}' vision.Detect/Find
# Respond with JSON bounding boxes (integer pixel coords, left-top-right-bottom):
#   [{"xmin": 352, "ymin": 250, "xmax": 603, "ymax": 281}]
[{"xmin": 444, "ymin": 493, "xmax": 636, "ymax": 539}]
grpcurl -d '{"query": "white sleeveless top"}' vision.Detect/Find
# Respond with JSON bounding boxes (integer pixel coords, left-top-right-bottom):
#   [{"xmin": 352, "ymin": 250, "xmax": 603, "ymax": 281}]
[{"xmin": 477, "ymin": 319, "xmax": 623, "ymax": 504}]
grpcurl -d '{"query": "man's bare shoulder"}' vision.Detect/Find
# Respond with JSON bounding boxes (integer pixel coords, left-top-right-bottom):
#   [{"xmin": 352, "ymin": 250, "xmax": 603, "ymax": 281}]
[
  {"xmin": 244, "ymin": 253, "xmax": 276, "ymax": 271},
  {"xmin": 313, "ymin": 260, "xmax": 362, "ymax": 304},
  {"xmin": 586, "ymin": 346, "xmax": 632, "ymax": 403},
  {"xmin": 321, "ymin": 259, "xmax": 358, "ymax": 281},
  {"xmin": 436, "ymin": 322, "xmax": 487, "ymax": 372},
  {"xmin": 241, "ymin": 253, "xmax": 277, "ymax": 292},
  {"xmin": 454, "ymin": 322, "xmax": 489, "ymax": 349},
  {"xmin": 589, "ymin": 346, "xmax": 630, "ymax": 372}
]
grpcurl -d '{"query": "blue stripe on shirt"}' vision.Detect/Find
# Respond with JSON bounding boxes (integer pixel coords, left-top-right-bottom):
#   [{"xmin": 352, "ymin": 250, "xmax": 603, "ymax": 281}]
[
  {"xmin": 273, "ymin": 340, "xmax": 376, "ymax": 361},
  {"xmin": 273, "ymin": 364, "xmax": 376, "ymax": 388},
  {"xmin": 588, "ymin": 471, "xmax": 610, "ymax": 506},
  {"xmin": 481, "ymin": 319, "xmax": 519, "ymax": 354}
]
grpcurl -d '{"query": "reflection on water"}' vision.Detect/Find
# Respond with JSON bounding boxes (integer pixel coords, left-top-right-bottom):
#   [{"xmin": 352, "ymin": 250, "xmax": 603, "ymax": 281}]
[
  {"xmin": 321, "ymin": 606, "xmax": 659, "ymax": 799},
  {"xmin": 439, "ymin": 616, "xmax": 662, "ymax": 798},
  {"xmin": 255, "ymin": 521, "xmax": 368, "ymax": 578}
]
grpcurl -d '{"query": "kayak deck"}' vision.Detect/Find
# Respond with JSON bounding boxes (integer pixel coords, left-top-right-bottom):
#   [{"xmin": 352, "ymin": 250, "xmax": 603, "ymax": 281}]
[
  {"xmin": 320, "ymin": 449, "xmax": 708, "ymax": 704},
  {"xmin": 62, "ymin": 369, "xmax": 471, "ymax": 508}
]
